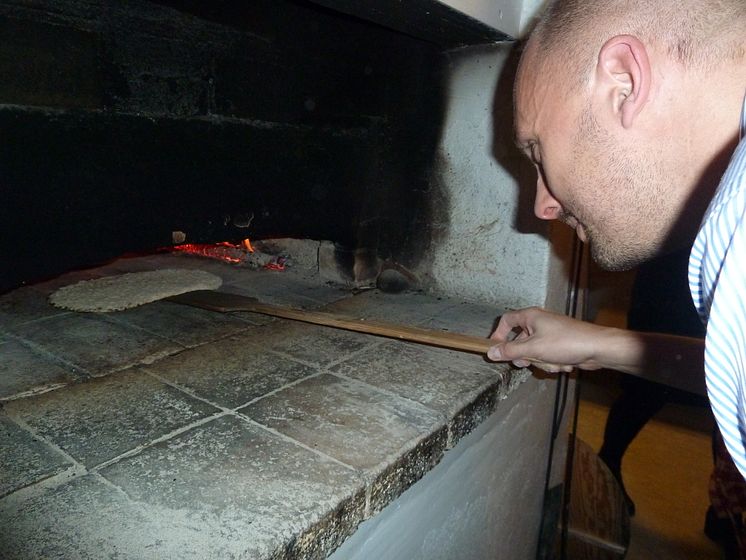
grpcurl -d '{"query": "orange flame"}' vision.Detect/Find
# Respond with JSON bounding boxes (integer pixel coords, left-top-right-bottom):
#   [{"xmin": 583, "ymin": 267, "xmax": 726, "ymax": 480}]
[
  {"xmin": 167, "ymin": 238, "xmax": 284, "ymax": 269},
  {"xmin": 171, "ymin": 240, "xmax": 251, "ymax": 264}
]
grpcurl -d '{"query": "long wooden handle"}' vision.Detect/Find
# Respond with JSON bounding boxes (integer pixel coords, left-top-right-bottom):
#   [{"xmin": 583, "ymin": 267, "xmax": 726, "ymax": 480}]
[{"xmin": 166, "ymin": 290, "xmax": 494, "ymax": 355}]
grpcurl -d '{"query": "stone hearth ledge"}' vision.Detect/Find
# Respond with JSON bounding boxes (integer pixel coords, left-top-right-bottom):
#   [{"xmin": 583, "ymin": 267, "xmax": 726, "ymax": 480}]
[{"xmin": 0, "ymin": 254, "xmax": 530, "ymax": 560}]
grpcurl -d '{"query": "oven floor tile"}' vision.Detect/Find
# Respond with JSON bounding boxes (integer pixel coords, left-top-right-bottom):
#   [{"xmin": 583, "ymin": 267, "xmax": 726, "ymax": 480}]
[
  {"xmin": 243, "ymin": 320, "xmax": 377, "ymax": 369},
  {"xmin": 0, "ymin": 474, "xmax": 172, "ymax": 559},
  {"xmin": 239, "ymin": 372, "xmax": 451, "ymax": 516},
  {"xmin": 0, "ymin": 337, "xmax": 86, "ymax": 400},
  {"xmin": 0, "ymin": 413, "xmax": 75, "ymax": 498},
  {"xmin": 0, "ymin": 257, "xmax": 524, "ymax": 559},
  {"xmin": 424, "ymin": 299, "xmax": 503, "ymax": 337},
  {"xmin": 145, "ymin": 332, "xmax": 318, "ymax": 409},
  {"xmin": 226, "ymin": 272, "xmax": 351, "ymax": 308},
  {"xmin": 240, "ymin": 372, "xmax": 445, "ymax": 470},
  {"xmin": 106, "ymin": 299, "xmax": 261, "ymax": 348},
  {"xmin": 0, "ymin": 286, "xmax": 68, "ymax": 330},
  {"xmin": 0, "ymin": 464, "xmax": 359, "ymax": 560},
  {"xmin": 324, "ymin": 289, "xmax": 464, "ymax": 324},
  {"xmin": 2, "ymin": 367, "xmax": 220, "ymax": 469},
  {"xmin": 99, "ymin": 414, "xmax": 365, "ymax": 559},
  {"xmin": 8, "ymin": 313, "xmax": 183, "ymax": 377},
  {"xmin": 331, "ymin": 340, "xmax": 501, "ymax": 419}
]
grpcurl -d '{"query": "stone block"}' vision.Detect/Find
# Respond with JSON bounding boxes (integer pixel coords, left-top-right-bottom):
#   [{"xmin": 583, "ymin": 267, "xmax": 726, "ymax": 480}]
[
  {"xmin": 0, "ymin": 413, "xmax": 73, "ymax": 498},
  {"xmin": 423, "ymin": 299, "xmax": 503, "ymax": 338},
  {"xmin": 331, "ymin": 341, "xmax": 502, "ymax": 417},
  {"xmin": 226, "ymin": 271, "xmax": 348, "ymax": 309},
  {"xmin": 9, "ymin": 313, "xmax": 182, "ymax": 376},
  {"xmin": 324, "ymin": 289, "xmax": 456, "ymax": 324},
  {"xmin": 240, "ymin": 373, "xmax": 445, "ymax": 470},
  {"xmin": 3, "ymin": 368, "xmax": 218, "ymax": 468},
  {"xmin": 145, "ymin": 333, "xmax": 317, "ymax": 409},
  {"xmin": 100, "ymin": 415, "xmax": 366, "ymax": 559},
  {"xmin": 242, "ymin": 321, "xmax": 375, "ymax": 369},
  {"xmin": 0, "ymin": 286, "xmax": 66, "ymax": 331},
  {"xmin": 0, "ymin": 338, "xmax": 84, "ymax": 400},
  {"xmin": 108, "ymin": 300, "xmax": 254, "ymax": 348}
]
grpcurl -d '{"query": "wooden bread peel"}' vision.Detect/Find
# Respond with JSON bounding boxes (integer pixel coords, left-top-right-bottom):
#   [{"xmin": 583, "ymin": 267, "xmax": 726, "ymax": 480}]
[{"xmin": 166, "ymin": 290, "xmax": 494, "ymax": 355}]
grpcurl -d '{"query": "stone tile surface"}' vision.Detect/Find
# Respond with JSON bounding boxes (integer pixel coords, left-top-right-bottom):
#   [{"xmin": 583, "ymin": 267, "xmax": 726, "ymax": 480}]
[
  {"xmin": 246, "ymin": 321, "xmax": 375, "ymax": 368},
  {"xmin": 366, "ymin": 424, "xmax": 449, "ymax": 516},
  {"xmin": 1, "ymin": 474, "xmax": 158, "ymax": 559},
  {"xmin": 100, "ymin": 415, "xmax": 365, "ymax": 560},
  {"xmin": 0, "ymin": 286, "xmax": 66, "ymax": 330},
  {"xmin": 9, "ymin": 313, "xmax": 182, "ymax": 376},
  {"xmin": 107, "ymin": 299, "xmax": 257, "ymax": 348},
  {"xmin": 241, "ymin": 373, "xmax": 444, "ymax": 470},
  {"xmin": 331, "ymin": 341, "xmax": 502, "ymax": 417},
  {"xmin": 0, "ymin": 337, "xmax": 85, "ymax": 400},
  {"xmin": 1, "ymin": 260, "xmax": 533, "ymax": 560},
  {"xmin": 0, "ymin": 473, "xmax": 267, "ymax": 560},
  {"xmin": 3, "ymin": 368, "xmax": 219, "ymax": 468},
  {"xmin": 0, "ymin": 413, "xmax": 74, "ymax": 498},
  {"xmin": 147, "ymin": 332, "xmax": 318, "ymax": 409},
  {"xmin": 227, "ymin": 272, "xmax": 349, "ymax": 308},
  {"xmin": 324, "ymin": 290, "xmax": 458, "ymax": 324},
  {"xmin": 424, "ymin": 299, "xmax": 503, "ymax": 338}
]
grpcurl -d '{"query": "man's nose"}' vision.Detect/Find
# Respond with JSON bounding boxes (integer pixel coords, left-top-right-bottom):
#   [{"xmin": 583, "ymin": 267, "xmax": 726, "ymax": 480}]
[{"xmin": 533, "ymin": 174, "xmax": 562, "ymax": 220}]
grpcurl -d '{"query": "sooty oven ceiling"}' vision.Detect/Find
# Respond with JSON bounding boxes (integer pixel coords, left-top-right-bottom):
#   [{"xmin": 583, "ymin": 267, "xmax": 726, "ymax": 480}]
[{"xmin": 0, "ymin": 0, "xmax": 509, "ymax": 293}]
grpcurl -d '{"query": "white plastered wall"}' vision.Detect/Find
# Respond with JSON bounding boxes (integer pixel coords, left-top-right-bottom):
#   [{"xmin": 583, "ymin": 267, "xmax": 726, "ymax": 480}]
[
  {"xmin": 437, "ymin": 0, "xmax": 547, "ymax": 38},
  {"xmin": 423, "ymin": 42, "xmax": 573, "ymax": 313},
  {"xmin": 328, "ymin": 375, "xmax": 557, "ymax": 560}
]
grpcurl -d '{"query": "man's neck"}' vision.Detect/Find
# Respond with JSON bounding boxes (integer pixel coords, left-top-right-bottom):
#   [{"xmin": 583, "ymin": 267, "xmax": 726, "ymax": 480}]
[{"xmin": 686, "ymin": 61, "xmax": 745, "ymax": 176}]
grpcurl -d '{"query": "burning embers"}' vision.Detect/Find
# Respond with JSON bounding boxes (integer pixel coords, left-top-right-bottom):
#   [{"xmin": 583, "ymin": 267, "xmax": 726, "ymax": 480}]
[
  {"xmin": 166, "ymin": 236, "xmax": 420, "ymax": 294},
  {"xmin": 170, "ymin": 239, "xmax": 287, "ymax": 270}
]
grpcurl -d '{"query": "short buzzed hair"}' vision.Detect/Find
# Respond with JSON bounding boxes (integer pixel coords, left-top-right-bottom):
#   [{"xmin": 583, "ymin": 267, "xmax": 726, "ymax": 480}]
[{"xmin": 531, "ymin": 0, "xmax": 746, "ymax": 91}]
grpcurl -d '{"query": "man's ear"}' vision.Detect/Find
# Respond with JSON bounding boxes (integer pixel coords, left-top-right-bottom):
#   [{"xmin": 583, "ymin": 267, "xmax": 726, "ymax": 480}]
[{"xmin": 596, "ymin": 35, "xmax": 651, "ymax": 129}]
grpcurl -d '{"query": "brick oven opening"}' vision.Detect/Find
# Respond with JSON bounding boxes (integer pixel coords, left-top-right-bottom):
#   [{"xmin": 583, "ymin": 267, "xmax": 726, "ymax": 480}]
[
  {"xmin": 0, "ymin": 0, "xmax": 510, "ymax": 293},
  {"xmin": 0, "ymin": 3, "xmax": 581, "ymax": 559}
]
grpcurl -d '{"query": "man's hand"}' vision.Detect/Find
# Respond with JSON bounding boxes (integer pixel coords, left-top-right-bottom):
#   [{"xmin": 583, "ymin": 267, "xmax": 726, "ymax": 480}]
[
  {"xmin": 487, "ymin": 307, "xmax": 610, "ymax": 372},
  {"xmin": 487, "ymin": 307, "xmax": 706, "ymax": 395}
]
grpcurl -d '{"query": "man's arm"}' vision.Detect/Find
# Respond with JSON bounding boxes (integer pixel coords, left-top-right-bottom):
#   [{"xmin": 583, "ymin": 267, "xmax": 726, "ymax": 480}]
[{"xmin": 488, "ymin": 307, "xmax": 706, "ymax": 396}]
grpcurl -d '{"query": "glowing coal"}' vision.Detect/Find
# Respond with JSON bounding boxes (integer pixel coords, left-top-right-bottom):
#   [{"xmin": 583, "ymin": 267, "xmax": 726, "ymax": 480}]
[{"xmin": 169, "ymin": 239, "xmax": 285, "ymax": 270}]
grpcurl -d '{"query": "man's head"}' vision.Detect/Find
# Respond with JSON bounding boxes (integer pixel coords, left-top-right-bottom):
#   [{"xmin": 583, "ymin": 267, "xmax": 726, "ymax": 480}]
[{"xmin": 514, "ymin": 0, "xmax": 746, "ymax": 270}]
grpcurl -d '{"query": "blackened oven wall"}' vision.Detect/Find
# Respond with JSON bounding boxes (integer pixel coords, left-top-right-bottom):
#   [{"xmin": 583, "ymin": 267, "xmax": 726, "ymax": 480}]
[{"xmin": 0, "ymin": 0, "xmax": 447, "ymax": 291}]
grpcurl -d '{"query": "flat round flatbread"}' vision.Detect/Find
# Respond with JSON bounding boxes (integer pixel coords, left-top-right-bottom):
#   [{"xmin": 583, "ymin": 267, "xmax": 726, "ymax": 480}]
[{"xmin": 49, "ymin": 269, "xmax": 223, "ymax": 312}]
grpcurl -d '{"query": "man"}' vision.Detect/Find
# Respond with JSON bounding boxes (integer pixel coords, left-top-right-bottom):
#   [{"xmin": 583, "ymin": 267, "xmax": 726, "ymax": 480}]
[{"xmin": 488, "ymin": 0, "xmax": 746, "ymax": 481}]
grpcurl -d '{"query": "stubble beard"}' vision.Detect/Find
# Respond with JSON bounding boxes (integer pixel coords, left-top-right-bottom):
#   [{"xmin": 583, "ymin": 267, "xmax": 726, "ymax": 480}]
[
  {"xmin": 589, "ymin": 230, "xmax": 652, "ymax": 271},
  {"xmin": 571, "ymin": 107, "xmax": 666, "ymax": 272}
]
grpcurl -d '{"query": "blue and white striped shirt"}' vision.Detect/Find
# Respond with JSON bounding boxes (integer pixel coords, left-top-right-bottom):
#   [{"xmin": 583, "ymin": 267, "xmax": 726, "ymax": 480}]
[{"xmin": 689, "ymin": 93, "xmax": 746, "ymax": 478}]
